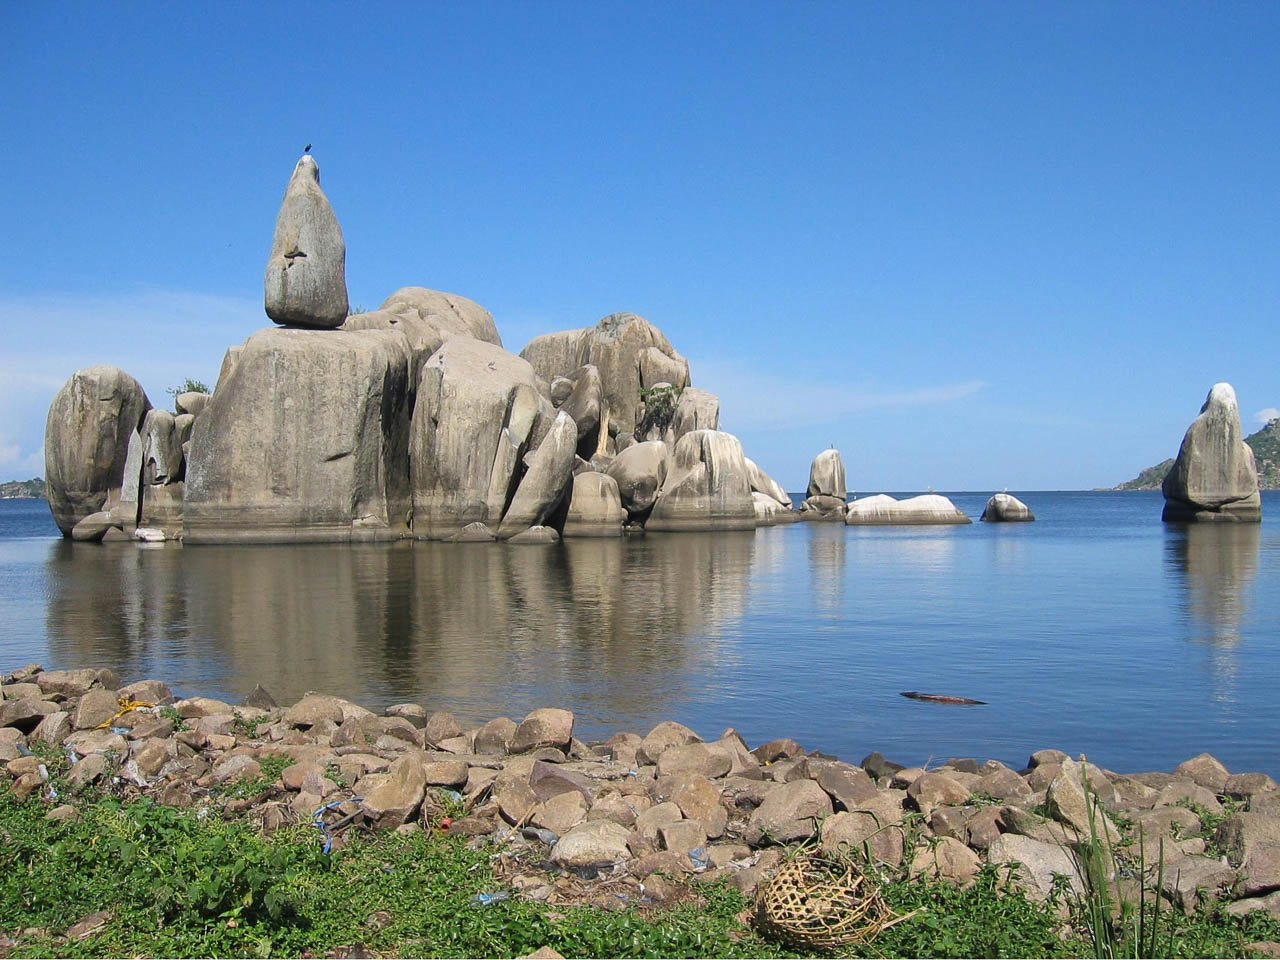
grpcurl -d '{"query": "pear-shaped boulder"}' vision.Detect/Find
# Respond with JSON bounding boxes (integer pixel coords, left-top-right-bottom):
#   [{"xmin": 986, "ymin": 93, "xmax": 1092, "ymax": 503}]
[{"xmin": 264, "ymin": 154, "xmax": 348, "ymax": 328}]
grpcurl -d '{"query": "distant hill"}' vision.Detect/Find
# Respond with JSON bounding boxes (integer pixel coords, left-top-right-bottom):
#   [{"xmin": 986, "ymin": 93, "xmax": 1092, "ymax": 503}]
[
  {"xmin": 1114, "ymin": 419, "xmax": 1280, "ymax": 490},
  {"xmin": 0, "ymin": 478, "xmax": 45, "ymax": 499}
]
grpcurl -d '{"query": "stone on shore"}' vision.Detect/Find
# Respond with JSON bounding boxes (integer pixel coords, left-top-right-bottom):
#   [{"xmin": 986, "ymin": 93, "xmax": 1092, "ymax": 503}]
[
  {"xmin": 846, "ymin": 494, "xmax": 971, "ymax": 526},
  {"xmin": 981, "ymin": 493, "xmax": 1035, "ymax": 522},
  {"xmin": 1163, "ymin": 383, "xmax": 1261, "ymax": 522},
  {"xmin": 646, "ymin": 430, "xmax": 755, "ymax": 531},
  {"xmin": 45, "ymin": 366, "xmax": 151, "ymax": 535},
  {"xmin": 264, "ymin": 154, "xmax": 348, "ymax": 328},
  {"xmin": 184, "ymin": 327, "xmax": 413, "ymax": 543}
]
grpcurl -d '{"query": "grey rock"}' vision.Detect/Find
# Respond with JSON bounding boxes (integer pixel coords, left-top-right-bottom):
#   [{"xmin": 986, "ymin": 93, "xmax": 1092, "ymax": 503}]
[
  {"xmin": 639, "ymin": 347, "xmax": 690, "ymax": 390},
  {"xmin": 264, "ymin": 154, "xmax": 348, "ymax": 328},
  {"xmin": 746, "ymin": 779, "xmax": 833, "ymax": 845},
  {"xmin": 360, "ymin": 755, "xmax": 428, "ymax": 828},
  {"xmin": 498, "ymin": 411, "xmax": 577, "ymax": 538},
  {"xmin": 559, "ymin": 365, "xmax": 604, "ymax": 454},
  {"xmin": 752, "ymin": 491, "xmax": 796, "ymax": 526},
  {"xmin": 0, "ymin": 698, "xmax": 59, "ymax": 732},
  {"xmin": 987, "ymin": 834, "xmax": 1084, "ymax": 901},
  {"xmin": 447, "ymin": 522, "xmax": 497, "ymax": 542},
  {"xmin": 175, "ymin": 392, "xmax": 209, "ymax": 417},
  {"xmin": 140, "ymin": 409, "xmax": 183, "ymax": 486},
  {"xmin": 184, "ymin": 327, "xmax": 413, "ymax": 543},
  {"xmin": 671, "ymin": 388, "xmax": 720, "ymax": 442},
  {"xmin": 71, "ymin": 511, "xmax": 115, "ymax": 542},
  {"xmin": 799, "ymin": 494, "xmax": 847, "ymax": 520},
  {"xmin": 380, "ymin": 286, "xmax": 502, "ymax": 347},
  {"xmin": 846, "ymin": 494, "xmax": 972, "ymax": 525},
  {"xmin": 510, "ymin": 708, "xmax": 574, "ymax": 754},
  {"xmin": 411, "ymin": 337, "xmax": 553, "ymax": 539},
  {"xmin": 45, "ymin": 366, "xmax": 151, "ymax": 535},
  {"xmin": 807, "ymin": 449, "xmax": 846, "ymax": 500},
  {"xmin": 1174, "ymin": 752, "xmax": 1230, "ymax": 792},
  {"xmin": 71, "ymin": 688, "xmax": 121, "ymax": 730},
  {"xmin": 474, "ymin": 717, "xmax": 517, "ymax": 754},
  {"xmin": 605, "ymin": 440, "xmax": 671, "ymax": 517},
  {"xmin": 562, "ymin": 472, "xmax": 626, "ymax": 537},
  {"xmin": 1163, "ymin": 383, "xmax": 1261, "ymax": 522},
  {"xmin": 981, "ymin": 493, "xmax": 1035, "ymax": 522},
  {"xmin": 744, "ymin": 458, "xmax": 791, "ymax": 508},
  {"xmin": 647, "ymin": 430, "xmax": 755, "ymax": 531},
  {"xmin": 550, "ymin": 820, "xmax": 632, "ymax": 868},
  {"xmin": 638, "ymin": 721, "xmax": 701, "ymax": 765},
  {"xmin": 1160, "ymin": 854, "xmax": 1236, "ymax": 913},
  {"xmin": 507, "ymin": 525, "xmax": 559, "ymax": 544}
]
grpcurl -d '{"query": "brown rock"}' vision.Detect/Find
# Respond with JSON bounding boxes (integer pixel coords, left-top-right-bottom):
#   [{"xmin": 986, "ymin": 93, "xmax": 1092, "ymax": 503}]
[
  {"xmin": 35, "ymin": 669, "xmax": 99, "ymax": 698},
  {"xmin": 531, "ymin": 791, "xmax": 587, "ymax": 836},
  {"xmin": 1160, "ymin": 855, "xmax": 1236, "ymax": 913},
  {"xmin": 283, "ymin": 694, "xmax": 347, "ymax": 729},
  {"xmin": 211, "ymin": 755, "xmax": 262, "ymax": 784},
  {"xmin": 660, "ymin": 819, "xmax": 708, "ymax": 855},
  {"xmin": 0, "ymin": 698, "xmax": 58, "ymax": 732},
  {"xmin": 587, "ymin": 794, "xmax": 639, "ymax": 828},
  {"xmin": 475, "ymin": 717, "xmax": 517, "ymax": 755},
  {"xmin": 118, "ymin": 680, "xmax": 173, "ymax": 704},
  {"xmin": 64, "ymin": 730, "xmax": 127, "ymax": 755},
  {"xmin": 655, "ymin": 742, "xmax": 731, "ymax": 780},
  {"xmin": 384, "ymin": 703, "xmax": 426, "ymax": 727},
  {"xmin": 1156, "ymin": 781, "xmax": 1223, "ymax": 813},
  {"xmin": 360, "ymin": 755, "xmax": 427, "ymax": 828},
  {"xmin": 965, "ymin": 806, "xmax": 1003, "ymax": 851},
  {"xmin": 133, "ymin": 738, "xmax": 179, "ymax": 778},
  {"xmin": 668, "ymin": 775, "xmax": 727, "ymax": 839},
  {"xmin": 67, "ymin": 754, "xmax": 108, "ymax": 789},
  {"xmin": 529, "ymin": 760, "xmax": 594, "ymax": 802},
  {"xmin": 751, "ymin": 738, "xmax": 805, "ymax": 764},
  {"xmin": 815, "ymin": 762, "xmax": 878, "ymax": 810},
  {"xmin": 65, "ymin": 910, "xmax": 112, "ymax": 941},
  {"xmin": 1174, "ymin": 753, "xmax": 1230, "ymax": 792},
  {"xmin": 987, "ymin": 834, "xmax": 1083, "ymax": 901},
  {"xmin": 30, "ymin": 711, "xmax": 72, "ymax": 746},
  {"xmin": 422, "ymin": 760, "xmax": 469, "ymax": 788},
  {"xmin": 978, "ymin": 767, "xmax": 1032, "ymax": 802},
  {"xmin": 494, "ymin": 776, "xmax": 538, "ymax": 825},
  {"xmin": 45, "ymin": 804, "xmax": 80, "ymax": 823},
  {"xmin": 907, "ymin": 771, "xmax": 972, "ymax": 815},
  {"xmin": 1225, "ymin": 772, "xmax": 1278, "ymax": 800},
  {"xmin": 509, "ymin": 708, "xmax": 574, "ymax": 754},
  {"xmin": 550, "ymin": 820, "xmax": 632, "ymax": 868},
  {"xmin": 637, "ymin": 721, "xmax": 701, "ymax": 765},
  {"xmin": 175, "ymin": 697, "xmax": 236, "ymax": 719},
  {"xmin": 819, "ymin": 810, "xmax": 905, "ymax": 866},
  {"xmin": 282, "ymin": 761, "xmax": 326, "ymax": 791},
  {"xmin": 635, "ymin": 801, "xmax": 684, "ymax": 841},
  {"xmin": 746, "ymin": 779, "xmax": 832, "ymax": 845},
  {"xmin": 423, "ymin": 711, "xmax": 464, "ymax": 746},
  {"xmin": 910, "ymin": 836, "xmax": 982, "ymax": 886}
]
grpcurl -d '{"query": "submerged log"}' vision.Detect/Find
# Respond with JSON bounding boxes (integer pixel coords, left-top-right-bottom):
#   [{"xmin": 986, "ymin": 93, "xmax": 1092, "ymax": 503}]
[{"xmin": 900, "ymin": 692, "xmax": 987, "ymax": 706}]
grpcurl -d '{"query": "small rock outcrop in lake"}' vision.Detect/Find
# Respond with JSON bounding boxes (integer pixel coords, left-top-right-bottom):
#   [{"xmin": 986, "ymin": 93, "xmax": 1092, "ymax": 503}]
[
  {"xmin": 981, "ymin": 493, "xmax": 1035, "ymax": 522},
  {"xmin": 646, "ymin": 430, "xmax": 755, "ymax": 531},
  {"xmin": 1162, "ymin": 383, "xmax": 1262, "ymax": 523},
  {"xmin": 45, "ymin": 366, "xmax": 151, "ymax": 536},
  {"xmin": 185, "ymin": 328, "xmax": 414, "ymax": 543},
  {"xmin": 846, "ymin": 494, "xmax": 971, "ymax": 526},
  {"xmin": 263, "ymin": 155, "xmax": 348, "ymax": 328},
  {"xmin": 799, "ymin": 449, "xmax": 847, "ymax": 520}
]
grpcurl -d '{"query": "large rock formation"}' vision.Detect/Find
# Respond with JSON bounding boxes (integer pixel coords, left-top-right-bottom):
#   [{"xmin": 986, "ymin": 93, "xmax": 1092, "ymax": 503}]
[
  {"xmin": 263, "ymin": 155, "xmax": 348, "ymax": 328},
  {"xmin": 745, "ymin": 457, "xmax": 791, "ymax": 509},
  {"xmin": 45, "ymin": 366, "xmax": 151, "ymax": 535},
  {"xmin": 671, "ymin": 387, "xmax": 720, "ymax": 442},
  {"xmin": 410, "ymin": 336, "xmax": 554, "ymax": 540},
  {"xmin": 646, "ymin": 430, "xmax": 755, "ymax": 531},
  {"xmin": 981, "ymin": 493, "xmax": 1035, "ymax": 523},
  {"xmin": 1163, "ymin": 383, "xmax": 1262, "ymax": 523},
  {"xmin": 184, "ymin": 327, "xmax": 413, "ymax": 542},
  {"xmin": 845, "ymin": 494, "xmax": 971, "ymax": 526}
]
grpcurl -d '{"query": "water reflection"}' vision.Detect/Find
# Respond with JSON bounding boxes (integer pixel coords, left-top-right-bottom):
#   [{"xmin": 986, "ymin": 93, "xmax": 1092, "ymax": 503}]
[
  {"xmin": 44, "ymin": 532, "xmax": 759, "ymax": 733},
  {"xmin": 807, "ymin": 524, "xmax": 847, "ymax": 611},
  {"xmin": 1165, "ymin": 523, "xmax": 1261, "ymax": 704}
]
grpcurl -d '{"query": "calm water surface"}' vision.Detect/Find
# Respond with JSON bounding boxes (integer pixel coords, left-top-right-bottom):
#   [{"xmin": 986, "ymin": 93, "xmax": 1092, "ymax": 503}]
[{"xmin": 1, "ymin": 492, "xmax": 1277, "ymax": 775}]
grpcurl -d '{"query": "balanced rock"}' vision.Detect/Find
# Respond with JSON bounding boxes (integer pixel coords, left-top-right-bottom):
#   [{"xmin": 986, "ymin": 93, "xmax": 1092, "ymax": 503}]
[
  {"xmin": 411, "ymin": 337, "xmax": 554, "ymax": 539},
  {"xmin": 562, "ymin": 472, "xmax": 626, "ymax": 537},
  {"xmin": 263, "ymin": 154, "xmax": 348, "ymax": 328},
  {"xmin": 45, "ymin": 366, "xmax": 151, "ymax": 535},
  {"xmin": 981, "ymin": 493, "xmax": 1034, "ymax": 522},
  {"xmin": 846, "ymin": 494, "xmax": 971, "ymax": 526},
  {"xmin": 807, "ymin": 449, "xmax": 846, "ymax": 500},
  {"xmin": 174, "ymin": 392, "xmax": 209, "ymax": 417},
  {"xmin": 646, "ymin": 430, "xmax": 755, "ymax": 531},
  {"xmin": 1163, "ymin": 383, "xmax": 1261, "ymax": 522},
  {"xmin": 184, "ymin": 327, "xmax": 413, "ymax": 543},
  {"xmin": 604, "ymin": 440, "xmax": 671, "ymax": 518}
]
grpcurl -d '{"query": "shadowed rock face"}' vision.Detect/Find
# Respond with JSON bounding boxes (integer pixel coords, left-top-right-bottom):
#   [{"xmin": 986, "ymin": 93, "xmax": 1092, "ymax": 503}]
[
  {"xmin": 264, "ymin": 155, "xmax": 348, "ymax": 328},
  {"xmin": 45, "ymin": 366, "xmax": 151, "ymax": 535},
  {"xmin": 1163, "ymin": 383, "xmax": 1261, "ymax": 523},
  {"xmin": 184, "ymin": 327, "xmax": 413, "ymax": 543},
  {"xmin": 647, "ymin": 430, "xmax": 755, "ymax": 532}
]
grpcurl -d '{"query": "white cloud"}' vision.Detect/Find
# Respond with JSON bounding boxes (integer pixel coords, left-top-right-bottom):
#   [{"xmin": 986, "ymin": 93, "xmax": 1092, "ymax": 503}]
[
  {"xmin": 693, "ymin": 358, "xmax": 986, "ymax": 431},
  {"xmin": 1254, "ymin": 407, "xmax": 1280, "ymax": 426}
]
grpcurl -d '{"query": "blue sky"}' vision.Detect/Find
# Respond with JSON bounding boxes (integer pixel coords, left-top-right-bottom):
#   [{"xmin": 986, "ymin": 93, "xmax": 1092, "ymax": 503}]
[{"xmin": 2, "ymin": 2, "xmax": 1277, "ymax": 490}]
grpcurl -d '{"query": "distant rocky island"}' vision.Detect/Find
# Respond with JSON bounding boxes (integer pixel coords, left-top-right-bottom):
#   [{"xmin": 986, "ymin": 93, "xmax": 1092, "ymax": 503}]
[
  {"xmin": 1115, "ymin": 418, "xmax": 1280, "ymax": 491},
  {"xmin": 0, "ymin": 478, "xmax": 45, "ymax": 500}
]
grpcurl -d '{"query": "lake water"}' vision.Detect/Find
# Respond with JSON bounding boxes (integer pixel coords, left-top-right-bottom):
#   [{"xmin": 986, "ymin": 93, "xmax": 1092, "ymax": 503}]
[{"xmin": 2, "ymin": 492, "xmax": 1277, "ymax": 776}]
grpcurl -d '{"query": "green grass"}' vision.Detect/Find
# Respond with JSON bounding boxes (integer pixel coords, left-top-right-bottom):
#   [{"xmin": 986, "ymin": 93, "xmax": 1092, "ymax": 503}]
[{"xmin": 4, "ymin": 779, "xmax": 1280, "ymax": 958}]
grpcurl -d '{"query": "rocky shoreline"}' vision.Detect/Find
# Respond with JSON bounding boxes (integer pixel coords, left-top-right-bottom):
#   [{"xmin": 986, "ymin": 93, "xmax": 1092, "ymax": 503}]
[{"xmin": 5, "ymin": 663, "xmax": 1280, "ymax": 923}]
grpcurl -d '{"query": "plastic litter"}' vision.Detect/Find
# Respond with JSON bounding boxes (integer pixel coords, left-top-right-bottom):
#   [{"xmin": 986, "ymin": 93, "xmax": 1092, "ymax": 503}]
[
  {"xmin": 16, "ymin": 743, "xmax": 32, "ymax": 758},
  {"xmin": 471, "ymin": 892, "xmax": 510, "ymax": 906},
  {"xmin": 312, "ymin": 797, "xmax": 363, "ymax": 854},
  {"xmin": 520, "ymin": 826, "xmax": 558, "ymax": 846},
  {"xmin": 689, "ymin": 846, "xmax": 711, "ymax": 871}
]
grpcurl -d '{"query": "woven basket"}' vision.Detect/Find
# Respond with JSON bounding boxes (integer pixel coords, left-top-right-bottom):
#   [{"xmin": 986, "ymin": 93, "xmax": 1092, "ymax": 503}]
[{"xmin": 755, "ymin": 852, "xmax": 903, "ymax": 951}]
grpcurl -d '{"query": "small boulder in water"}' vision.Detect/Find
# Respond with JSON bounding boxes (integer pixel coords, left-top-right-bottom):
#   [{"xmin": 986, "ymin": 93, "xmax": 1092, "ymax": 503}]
[
  {"xmin": 846, "ymin": 494, "xmax": 970, "ymax": 526},
  {"xmin": 981, "ymin": 493, "xmax": 1035, "ymax": 522},
  {"xmin": 1162, "ymin": 383, "xmax": 1261, "ymax": 522}
]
